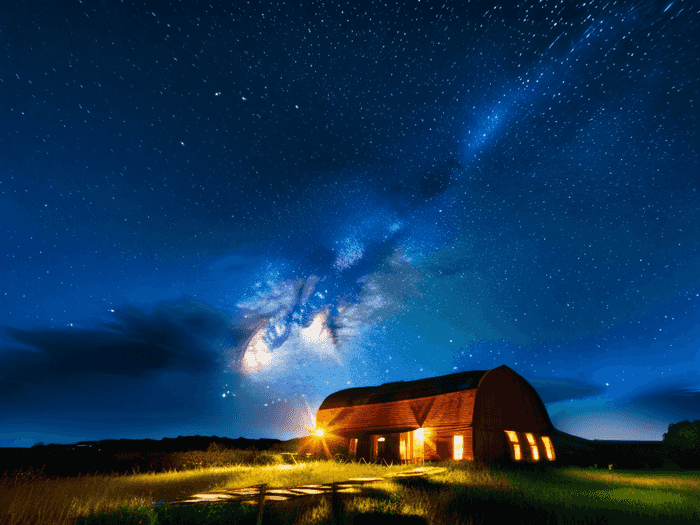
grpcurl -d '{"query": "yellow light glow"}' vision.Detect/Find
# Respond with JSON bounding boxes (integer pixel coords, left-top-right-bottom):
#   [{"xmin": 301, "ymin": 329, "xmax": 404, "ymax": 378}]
[
  {"xmin": 413, "ymin": 428, "xmax": 425, "ymax": 463},
  {"xmin": 315, "ymin": 429, "xmax": 324, "ymax": 437},
  {"xmin": 526, "ymin": 433, "xmax": 539, "ymax": 461},
  {"xmin": 541, "ymin": 436, "xmax": 556, "ymax": 460},
  {"xmin": 453, "ymin": 435, "xmax": 464, "ymax": 460},
  {"xmin": 505, "ymin": 431, "xmax": 521, "ymax": 461},
  {"xmin": 378, "ymin": 437, "xmax": 385, "ymax": 442},
  {"xmin": 513, "ymin": 444, "xmax": 521, "ymax": 460}
]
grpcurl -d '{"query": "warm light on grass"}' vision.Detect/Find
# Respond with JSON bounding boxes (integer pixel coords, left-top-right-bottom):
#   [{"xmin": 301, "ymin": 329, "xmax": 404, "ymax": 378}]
[
  {"xmin": 2, "ymin": 451, "xmax": 699, "ymax": 525},
  {"xmin": 0, "ymin": 457, "xmax": 412, "ymax": 525}
]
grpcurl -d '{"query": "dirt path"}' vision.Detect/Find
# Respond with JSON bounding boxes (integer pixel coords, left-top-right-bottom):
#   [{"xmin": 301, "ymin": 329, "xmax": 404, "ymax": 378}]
[{"xmin": 157, "ymin": 466, "xmax": 446, "ymax": 509}]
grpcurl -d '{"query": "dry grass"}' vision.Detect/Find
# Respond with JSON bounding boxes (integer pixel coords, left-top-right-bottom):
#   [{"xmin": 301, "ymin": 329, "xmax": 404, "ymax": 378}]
[
  {"xmin": 0, "ymin": 454, "xmax": 415, "ymax": 525},
  {"xmin": 2, "ymin": 454, "xmax": 699, "ymax": 525}
]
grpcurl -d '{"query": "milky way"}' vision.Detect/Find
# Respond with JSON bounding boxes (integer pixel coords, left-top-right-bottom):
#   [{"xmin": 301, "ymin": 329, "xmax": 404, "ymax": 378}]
[{"xmin": 1, "ymin": 0, "xmax": 699, "ymax": 446}]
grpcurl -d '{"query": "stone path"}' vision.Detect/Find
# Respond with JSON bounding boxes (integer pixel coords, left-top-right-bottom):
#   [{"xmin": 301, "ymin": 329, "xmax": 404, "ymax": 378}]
[{"xmin": 156, "ymin": 466, "xmax": 446, "ymax": 508}]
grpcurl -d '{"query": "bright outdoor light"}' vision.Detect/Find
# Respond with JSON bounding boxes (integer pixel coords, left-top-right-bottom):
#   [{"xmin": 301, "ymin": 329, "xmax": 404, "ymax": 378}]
[{"xmin": 315, "ymin": 428, "xmax": 324, "ymax": 437}]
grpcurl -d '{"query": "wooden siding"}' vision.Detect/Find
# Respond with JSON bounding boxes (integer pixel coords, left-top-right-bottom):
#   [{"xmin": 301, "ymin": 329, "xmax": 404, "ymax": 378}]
[
  {"xmin": 434, "ymin": 427, "xmax": 473, "ymax": 461},
  {"xmin": 473, "ymin": 366, "xmax": 553, "ymax": 433},
  {"xmin": 474, "ymin": 429, "xmax": 508, "ymax": 462},
  {"xmin": 316, "ymin": 389, "xmax": 477, "ymax": 437}
]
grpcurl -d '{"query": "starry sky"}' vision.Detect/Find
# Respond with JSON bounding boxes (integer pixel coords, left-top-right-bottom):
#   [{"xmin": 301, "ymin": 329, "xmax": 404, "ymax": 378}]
[{"xmin": 2, "ymin": 0, "xmax": 699, "ymax": 448}]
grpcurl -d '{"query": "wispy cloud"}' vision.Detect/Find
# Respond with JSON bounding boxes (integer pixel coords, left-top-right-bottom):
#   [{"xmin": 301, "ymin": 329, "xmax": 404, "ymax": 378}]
[{"xmin": 0, "ymin": 301, "xmax": 229, "ymax": 401}]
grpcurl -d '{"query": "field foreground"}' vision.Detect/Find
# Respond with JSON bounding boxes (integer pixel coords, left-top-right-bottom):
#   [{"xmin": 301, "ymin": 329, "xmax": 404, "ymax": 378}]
[{"xmin": 1, "ymin": 451, "xmax": 699, "ymax": 525}]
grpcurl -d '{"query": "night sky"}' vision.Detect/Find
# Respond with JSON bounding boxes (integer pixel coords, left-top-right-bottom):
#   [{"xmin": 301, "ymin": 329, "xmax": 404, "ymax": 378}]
[{"xmin": 2, "ymin": 0, "xmax": 699, "ymax": 449}]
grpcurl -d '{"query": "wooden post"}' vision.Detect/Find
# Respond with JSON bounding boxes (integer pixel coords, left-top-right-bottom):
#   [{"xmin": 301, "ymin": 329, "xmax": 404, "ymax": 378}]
[
  {"xmin": 256, "ymin": 483, "xmax": 267, "ymax": 525},
  {"xmin": 331, "ymin": 482, "xmax": 342, "ymax": 525}
]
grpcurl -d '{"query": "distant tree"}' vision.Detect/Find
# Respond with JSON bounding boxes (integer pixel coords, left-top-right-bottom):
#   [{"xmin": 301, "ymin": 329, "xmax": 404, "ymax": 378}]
[
  {"xmin": 31, "ymin": 442, "xmax": 45, "ymax": 448},
  {"xmin": 206, "ymin": 442, "xmax": 227, "ymax": 454},
  {"xmin": 662, "ymin": 420, "xmax": 700, "ymax": 468}
]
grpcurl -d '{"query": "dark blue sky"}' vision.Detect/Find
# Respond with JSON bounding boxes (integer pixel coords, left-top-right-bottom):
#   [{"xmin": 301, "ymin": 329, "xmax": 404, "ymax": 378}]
[{"xmin": 2, "ymin": 0, "xmax": 699, "ymax": 448}]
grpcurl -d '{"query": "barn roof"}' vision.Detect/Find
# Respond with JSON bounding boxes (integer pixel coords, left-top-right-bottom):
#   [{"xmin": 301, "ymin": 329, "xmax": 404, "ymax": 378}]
[{"xmin": 318, "ymin": 369, "xmax": 488, "ymax": 410}]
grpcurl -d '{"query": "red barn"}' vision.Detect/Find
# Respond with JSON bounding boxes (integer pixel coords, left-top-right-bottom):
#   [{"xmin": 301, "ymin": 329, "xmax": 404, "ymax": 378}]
[{"xmin": 315, "ymin": 365, "xmax": 556, "ymax": 464}]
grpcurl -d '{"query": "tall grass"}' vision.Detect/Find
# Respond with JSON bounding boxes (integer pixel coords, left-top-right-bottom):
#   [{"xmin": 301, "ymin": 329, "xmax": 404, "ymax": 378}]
[{"xmin": 1, "ymin": 448, "xmax": 699, "ymax": 525}]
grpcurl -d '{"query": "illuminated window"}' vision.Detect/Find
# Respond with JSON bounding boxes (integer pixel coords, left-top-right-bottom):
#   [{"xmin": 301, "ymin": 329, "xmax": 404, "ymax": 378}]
[
  {"xmin": 541, "ymin": 436, "xmax": 555, "ymax": 461},
  {"xmin": 505, "ymin": 430, "xmax": 521, "ymax": 461},
  {"xmin": 453, "ymin": 435, "xmax": 464, "ymax": 460},
  {"xmin": 525, "ymin": 433, "xmax": 539, "ymax": 461},
  {"xmin": 414, "ymin": 428, "xmax": 424, "ymax": 462},
  {"xmin": 378, "ymin": 437, "xmax": 385, "ymax": 442},
  {"xmin": 349, "ymin": 438, "xmax": 358, "ymax": 455},
  {"xmin": 400, "ymin": 437, "xmax": 406, "ymax": 460}
]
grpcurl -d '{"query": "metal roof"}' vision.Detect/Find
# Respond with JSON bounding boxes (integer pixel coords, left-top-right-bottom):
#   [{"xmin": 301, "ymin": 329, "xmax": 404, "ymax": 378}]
[{"xmin": 318, "ymin": 369, "xmax": 488, "ymax": 410}]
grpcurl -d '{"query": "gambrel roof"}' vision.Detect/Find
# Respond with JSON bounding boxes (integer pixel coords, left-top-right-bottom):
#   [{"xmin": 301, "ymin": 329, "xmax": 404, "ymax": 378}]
[{"xmin": 319, "ymin": 369, "xmax": 488, "ymax": 410}]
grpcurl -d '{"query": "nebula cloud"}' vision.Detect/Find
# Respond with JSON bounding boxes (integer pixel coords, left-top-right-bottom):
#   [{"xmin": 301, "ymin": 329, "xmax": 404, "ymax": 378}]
[{"xmin": 224, "ymin": 239, "xmax": 425, "ymax": 385}]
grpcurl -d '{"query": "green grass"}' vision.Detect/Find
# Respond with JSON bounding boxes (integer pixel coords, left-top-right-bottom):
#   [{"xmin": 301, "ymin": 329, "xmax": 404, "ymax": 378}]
[{"xmin": 2, "ymin": 448, "xmax": 699, "ymax": 525}]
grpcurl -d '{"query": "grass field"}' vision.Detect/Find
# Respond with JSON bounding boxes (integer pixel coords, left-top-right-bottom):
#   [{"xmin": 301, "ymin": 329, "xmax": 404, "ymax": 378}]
[{"xmin": 1, "ymin": 448, "xmax": 698, "ymax": 525}]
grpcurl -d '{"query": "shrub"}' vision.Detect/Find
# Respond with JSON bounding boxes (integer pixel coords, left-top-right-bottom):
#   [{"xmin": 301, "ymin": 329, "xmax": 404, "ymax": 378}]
[
  {"xmin": 662, "ymin": 420, "xmax": 700, "ymax": 468},
  {"xmin": 75, "ymin": 505, "xmax": 157, "ymax": 525}
]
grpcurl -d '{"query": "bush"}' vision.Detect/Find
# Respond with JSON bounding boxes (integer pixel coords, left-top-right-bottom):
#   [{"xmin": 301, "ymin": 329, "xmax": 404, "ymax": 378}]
[
  {"xmin": 662, "ymin": 420, "xmax": 700, "ymax": 468},
  {"xmin": 76, "ymin": 505, "xmax": 157, "ymax": 525},
  {"xmin": 169, "ymin": 447, "xmax": 284, "ymax": 471}
]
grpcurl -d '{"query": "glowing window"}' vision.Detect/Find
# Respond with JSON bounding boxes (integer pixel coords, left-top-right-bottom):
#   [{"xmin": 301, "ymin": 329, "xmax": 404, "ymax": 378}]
[
  {"xmin": 505, "ymin": 430, "xmax": 521, "ymax": 461},
  {"xmin": 541, "ymin": 436, "xmax": 556, "ymax": 461},
  {"xmin": 454, "ymin": 435, "xmax": 464, "ymax": 460},
  {"xmin": 525, "ymin": 433, "xmax": 539, "ymax": 461},
  {"xmin": 413, "ymin": 428, "xmax": 424, "ymax": 462},
  {"xmin": 378, "ymin": 437, "xmax": 385, "ymax": 442},
  {"xmin": 349, "ymin": 438, "xmax": 358, "ymax": 454}
]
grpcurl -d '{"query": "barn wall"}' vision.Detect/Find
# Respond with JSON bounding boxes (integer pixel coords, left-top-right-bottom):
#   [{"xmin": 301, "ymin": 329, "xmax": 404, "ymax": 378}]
[
  {"xmin": 474, "ymin": 429, "xmax": 508, "ymax": 462},
  {"xmin": 472, "ymin": 365, "xmax": 553, "ymax": 434},
  {"xmin": 434, "ymin": 426, "xmax": 473, "ymax": 461}
]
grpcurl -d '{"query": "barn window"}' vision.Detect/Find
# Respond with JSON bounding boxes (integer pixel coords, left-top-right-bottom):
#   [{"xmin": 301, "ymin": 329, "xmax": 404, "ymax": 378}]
[
  {"xmin": 349, "ymin": 438, "xmax": 358, "ymax": 455},
  {"xmin": 525, "ymin": 433, "xmax": 539, "ymax": 461},
  {"xmin": 414, "ymin": 428, "xmax": 425, "ymax": 462},
  {"xmin": 453, "ymin": 435, "xmax": 463, "ymax": 460},
  {"xmin": 541, "ymin": 435, "xmax": 555, "ymax": 461},
  {"xmin": 505, "ymin": 430, "xmax": 522, "ymax": 461}
]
